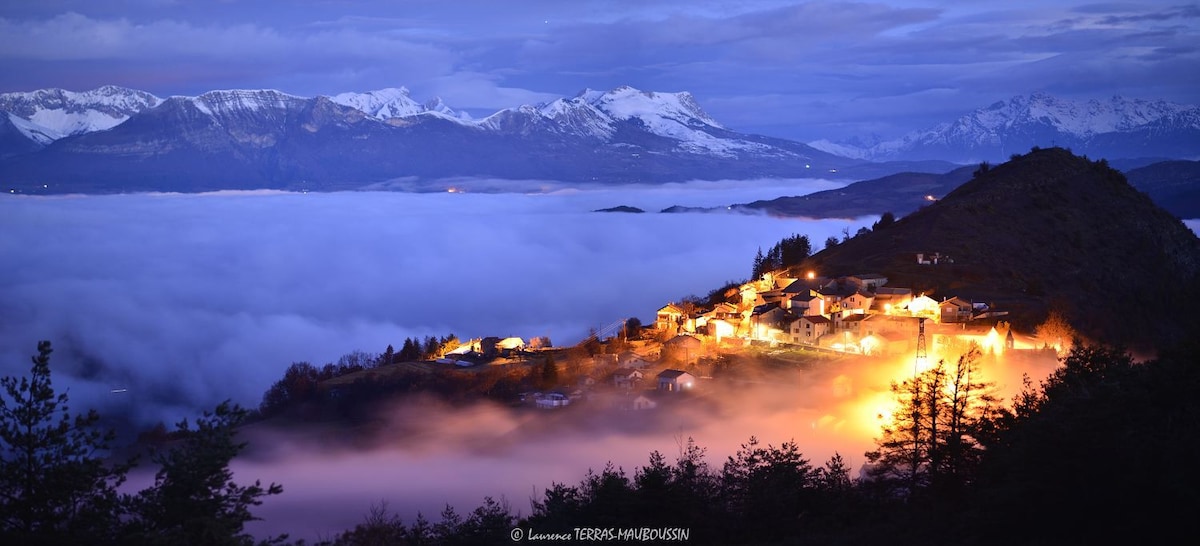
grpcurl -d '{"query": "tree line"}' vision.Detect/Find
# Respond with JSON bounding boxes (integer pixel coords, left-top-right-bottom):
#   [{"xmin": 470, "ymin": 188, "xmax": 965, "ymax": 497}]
[
  {"xmin": 4, "ymin": 338, "xmax": 1195, "ymax": 544},
  {"xmin": 324, "ymin": 340, "xmax": 1198, "ymax": 545},
  {"xmin": 0, "ymin": 341, "xmax": 282, "ymax": 546}
]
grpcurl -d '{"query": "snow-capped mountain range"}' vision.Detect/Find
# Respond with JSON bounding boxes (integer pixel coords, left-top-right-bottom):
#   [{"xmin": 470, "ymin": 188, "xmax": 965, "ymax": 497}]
[
  {"xmin": 0, "ymin": 85, "xmax": 161, "ymax": 141},
  {"xmin": 1, "ymin": 84, "xmax": 861, "ymax": 192},
  {"xmin": 1, "ymin": 85, "xmax": 1196, "ymax": 193},
  {"xmin": 0, "ymin": 84, "xmax": 759, "ymax": 155},
  {"xmin": 809, "ymin": 93, "xmax": 1200, "ymax": 162}
]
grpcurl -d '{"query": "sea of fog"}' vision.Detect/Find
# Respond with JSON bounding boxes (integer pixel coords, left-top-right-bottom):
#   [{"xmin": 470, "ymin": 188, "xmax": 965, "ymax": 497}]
[
  {"xmin": 2, "ymin": 181, "xmax": 1185, "ymax": 540},
  {"xmin": 0, "ymin": 178, "xmax": 853, "ymax": 425}
]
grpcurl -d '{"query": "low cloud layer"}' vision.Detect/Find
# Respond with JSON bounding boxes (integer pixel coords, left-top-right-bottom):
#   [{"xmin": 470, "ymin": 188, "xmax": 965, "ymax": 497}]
[
  {"xmin": 0, "ymin": 181, "xmax": 857, "ymax": 425},
  {"xmin": 0, "ymin": 182, "xmax": 1075, "ymax": 541},
  {"xmin": 233, "ymin": 347, "xmax": 1059, "ymax": 541}
]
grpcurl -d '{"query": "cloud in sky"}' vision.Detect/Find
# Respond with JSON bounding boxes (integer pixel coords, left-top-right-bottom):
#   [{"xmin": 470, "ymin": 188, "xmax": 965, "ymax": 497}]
[
  {"xmin": 0, "ymin": 181, "xmax": 862, "ymax": 426},
  {"xmin": 0, "ymin": 1, "xmax": 1196, "ymax": 140}
]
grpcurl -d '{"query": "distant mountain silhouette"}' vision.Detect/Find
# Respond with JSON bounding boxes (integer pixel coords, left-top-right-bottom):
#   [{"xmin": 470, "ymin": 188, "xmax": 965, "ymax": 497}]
[{"xmin": 1125, "ymin": 160, "xmax": 1200, "ymax": 218}]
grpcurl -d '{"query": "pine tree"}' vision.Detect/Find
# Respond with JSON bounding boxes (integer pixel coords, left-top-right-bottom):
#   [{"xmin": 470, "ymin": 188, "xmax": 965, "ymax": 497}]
[
  {"xmin": 864, "ymin": 344, "xmax": 996, "ymax": 500},
  {"xmin": 751, "ymin": 247, "xmax": 766, "ymax": 279},
  {"xmin": 0, "ymin": 341, "xmax": 131, "ymax": 545},
  {"xmin": 126, "ymin": 401, "xmax": 284, "ymax": 546}
]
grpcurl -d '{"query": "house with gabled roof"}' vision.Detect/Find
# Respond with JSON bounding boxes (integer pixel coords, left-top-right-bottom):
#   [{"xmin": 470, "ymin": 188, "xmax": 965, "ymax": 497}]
[
  {"xmin": 939, "ymin": 297, "xmax": 974, "ymax": 323},
  {"xmin": 785, "ymin": 291, "xmax": 826, "ymax": 315},
  {"xmin": 788, "ymin": 314, "xmax": 831, "ymax": 345},
  {"xmin": 657, "ymin": 369, "xmax": 696, "ymax": 392},
  {"xmin": 836, "ymin": 313, "xmax": 870, "ymax": 337},
  {"xmin": 617, "ymin": 350, "xmax": 651, "ymax": 369},
  {"xmin": 613, "ymin": 368, "xmax": 645, "ymax": 390},
  {"xmin": 750, "ymin": 304, "xmax": 792, "ymax": 342},
  {"xmin": 656, "ymin": 304, "xmax": 685, "ymax": 332},
  {"xmin": 908, "ymin": 294, "xmax": 940, "ymax": 320},
  {"xmin": 663, "ymin": 335, "xmax": 703, "ymax": 364},
  {"xmin": 872, "ymin": 286, "xmax": 914, "ymax": 314},
  {"xmin": 841, "ymin": 290, "xmax": 875, "ymax": 314}
]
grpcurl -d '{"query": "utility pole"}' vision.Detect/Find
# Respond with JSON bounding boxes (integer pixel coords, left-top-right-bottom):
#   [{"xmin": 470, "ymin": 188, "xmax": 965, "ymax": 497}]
[{"xmin": 915, "ymin": 317, "xmax": 928, "ymax": 375}]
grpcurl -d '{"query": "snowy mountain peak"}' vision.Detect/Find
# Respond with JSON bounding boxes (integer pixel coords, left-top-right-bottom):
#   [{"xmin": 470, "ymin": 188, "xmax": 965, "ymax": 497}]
[
  {"xmin": 0, "ymin": 85, "xmax": 161, "ymax": 136},
  {"xmin": 189, "ymin": 89, "xmax": 306, "ymax": 117},
  {"xmin": 819, "ymin": 92, "xmax": 1200, "ymax": 162},
  {"xmin": 579, "ymin": 85, "xmax": 723, "ymax": 129},
  {"xmin": 970, "ymin": 92, "xmax": 1199, "ymax": 137},
  {"xmin": 329, "ymin": 87, "xmax": 428, "ymax": 119}
]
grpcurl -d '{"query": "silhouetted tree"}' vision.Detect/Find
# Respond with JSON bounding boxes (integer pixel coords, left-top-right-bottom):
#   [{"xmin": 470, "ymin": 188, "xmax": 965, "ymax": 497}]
[
  {"xmin": 125, "ymin": 401, "xmax": 284, "ymax": 546},
  {"xmin": 259, "ymin": 362, "xmax": 321, "ymax": 416},
  {"xmin": 0, "ymin": 341, "xmax": 131, "ymax": 545},
  {"xmin": 751, "ymin": 247, "xmax": 766, "ymax": 279},
  {"xmin": 721, "ymin": 437, "xmax": 816, "ymax": 542},
  {"xmin": 873, "ymin": 211, "xmax": 896, "ymax": 230},
  {"xmin": 865, "ymin": 344, "xmax": 997, "ymax": 500},
  {"xmin": 623, "ymin": 317, "xmax": 643, "ymax": 340},
  {"xmin": 399, "ymin": 338, "xmax": 421, "ymax": 362},
  {"xmin": 971, "ymin": 344, "xmax": 1199, "ymax": 544},
  {"xmin": 824, "ymin": 236, "xmax": 839, "ymax": 250}
]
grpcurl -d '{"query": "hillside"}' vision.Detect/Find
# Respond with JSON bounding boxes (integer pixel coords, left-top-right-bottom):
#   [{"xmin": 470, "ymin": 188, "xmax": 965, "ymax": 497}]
[
  {"xmin": 732, "ymin": 166, "xmax": 975, "ymax": 218},
  {"xmin": 799, "ymin": 148, "xmax": 1200, "ymax": 350}
]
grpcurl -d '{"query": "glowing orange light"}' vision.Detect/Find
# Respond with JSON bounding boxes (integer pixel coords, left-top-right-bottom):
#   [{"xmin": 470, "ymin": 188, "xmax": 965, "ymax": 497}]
[{"xmin": 806, "ymin": 271, "xmax": 815, "ymax": 280}]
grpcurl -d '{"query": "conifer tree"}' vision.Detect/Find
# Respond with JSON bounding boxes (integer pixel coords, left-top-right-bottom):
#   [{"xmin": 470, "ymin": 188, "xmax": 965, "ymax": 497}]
[
  {"xmin": 126, "ymin": 401, "xmax": 284, "ymax": 546},
  {"xmin": 0, "ymin": 341, "xmax": 130, "ymax": 545}
]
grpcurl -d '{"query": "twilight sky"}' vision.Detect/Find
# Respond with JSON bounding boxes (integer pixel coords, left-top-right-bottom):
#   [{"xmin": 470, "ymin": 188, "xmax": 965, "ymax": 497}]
[{"xmin": 1, "ymin": 1, "xmax": 1198, "ymax": 140}]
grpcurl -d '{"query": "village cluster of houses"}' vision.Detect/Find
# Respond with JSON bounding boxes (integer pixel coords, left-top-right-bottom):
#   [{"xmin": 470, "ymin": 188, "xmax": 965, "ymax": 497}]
[
  {"xmin": 655, "ymin": 272, "xmax": 994, "ymax": 356},
  {"xmin": 521, "ymin": 346, "xmax": 703, "ymax": 412}
]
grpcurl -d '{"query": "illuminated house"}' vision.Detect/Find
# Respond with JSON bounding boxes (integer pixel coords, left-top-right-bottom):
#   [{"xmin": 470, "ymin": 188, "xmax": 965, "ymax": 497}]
[
  {"xmin": 616, "ymin": 351, "xmax": 651, "ymax": 369},
  {"xmin": 706, "ymin": 318, "xmax": 738, "ymax": 342},
  {"xmin": 789, "ymin": 314, "xmax": 831, "ymax": 344},
  {"xmin": 840, "ymin": 290, "xmax": 875, "ymax": 314},
  {"xmin": 655, "ymin": 304, "xmax": 685, "ymax": 332},
  {"xmin": 656, "ymin": 369, "xmax": 696, "ymax": 392},
  {"xmin": 749, "ymin": 304, "xmax": 791, "ymax": 342},
  {"xmin": 784, "ymin": 290, "xmax": 826, "ymax": 315},
  {"xmin": 704, "ymin": 302, "xmax": 739, "ymax": 320},
  {"xmin": 847, "ymin": 274, "xmax": 889, "ymax": 291},
  {"xmin": 872, "ymin": 287, "xmax": 913, "ymax": 313},
  {"xmin": 907, "ymin": 295, "xmax": 940, "ymax": 320},
  {"xmin": 663, "ymin": 335, "xmax": 703, "ymax": 364},
  {"xmin": 939, "ymin": 297, "xmax": 974, "ymax": 323},
  {"xmin": 836, "ymin": 313, "xmax": 870, "ymax": 337}
]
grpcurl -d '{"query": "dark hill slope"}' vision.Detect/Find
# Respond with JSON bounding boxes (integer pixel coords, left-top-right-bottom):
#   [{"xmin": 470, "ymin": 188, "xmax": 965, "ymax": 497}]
[
  {"xmin": 801, "ymin": 148, "xmax": 1200, "ymax": 350},
  {"xmin": 733, "ymin": 166, "xmax": 975, "ymax": 218}
]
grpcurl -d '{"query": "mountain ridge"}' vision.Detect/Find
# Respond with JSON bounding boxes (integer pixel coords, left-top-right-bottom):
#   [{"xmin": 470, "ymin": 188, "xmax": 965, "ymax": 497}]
[
  {"xmin": 811, "ymin": 93, "xmax": 1200, "ymax": 163},
  {"xmin": 0, "ymin": 85, "xmax": 870, "ymax": 193}
]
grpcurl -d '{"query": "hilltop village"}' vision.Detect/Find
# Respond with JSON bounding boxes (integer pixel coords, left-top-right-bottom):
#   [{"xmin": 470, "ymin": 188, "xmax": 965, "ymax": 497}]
[{"xmin": 259, "ymin": 255, "xmax": 1062, "ymax": 425}]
